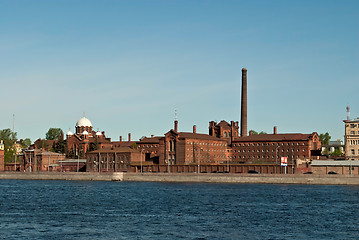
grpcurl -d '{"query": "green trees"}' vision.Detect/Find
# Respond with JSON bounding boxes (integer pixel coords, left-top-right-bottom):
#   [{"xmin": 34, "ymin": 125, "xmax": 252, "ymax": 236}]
[
  {"xmin": 331, "ymin": 149, "xmax": 343, "ymax": 157},
  {"xmin": 0, "ymin": 128, "xmax": 17, "ymax": 163},
  {"xmin": 46, "ymin": 128, "xmax": 63, "ymax": 140},
  {"xmin": 319, "ymin": 132, "xmax": 331, "ymax": 145},
  {"xmin": 249, "ymin": 130, "xmax": 267, "ymax": 135},
  {"xmin": 20, "ymin": 138, "xmax": 31, "ymax": 148}
]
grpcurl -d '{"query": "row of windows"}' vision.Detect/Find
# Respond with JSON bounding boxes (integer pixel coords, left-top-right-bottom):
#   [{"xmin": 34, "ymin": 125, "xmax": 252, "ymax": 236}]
[
  {"xmin": 187, "ymin": 148, "xmax": 226, "ymax": 153},
  {"xmin": 186, "ymin": 154, "xmax": 227, "ymax": 159},
  {"xmin": 233, "ymin": 142, "xmax": 306, "ymax": 147},
  {"xmin": 233, "ymin": 149, "xmax": 305, "ymax": 153},
  {"xmin": 231, "ymin": 155, "xmax": 304, "ymax": 159},
  {"xmin": 350, "ymin": 149, "xmax": 359, "ymax": 155},
  {"xmin": 139, "ymin": 145, "xmax": 158, "ymax": 148},
  {"xmin": 350, "ymin": 124, "xmax": 358, "ymax": 128},
  {"xmin": 349, "ymin": 140, "xmax": 359, "ymax": 145},
  {"xmin": 349, "ymin": 131, "xmax": 359, "ymax": 135},
  {"xmin": 188, "ymin": 142, "xmax": 227, "ymax": 147}
]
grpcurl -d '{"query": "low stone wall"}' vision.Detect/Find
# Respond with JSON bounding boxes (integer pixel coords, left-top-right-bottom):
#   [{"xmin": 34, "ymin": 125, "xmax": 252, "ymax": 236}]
[
  {"xmin": 0, "ymin": 172, "xmax": 123, "ymax": 181},
  {"xmin": 123, "ymin": 173, "xmax": 359, "ymax": 185},
  {"xmin": 1, "ymin": 172, "xmax": 359, "ymax": 185}
]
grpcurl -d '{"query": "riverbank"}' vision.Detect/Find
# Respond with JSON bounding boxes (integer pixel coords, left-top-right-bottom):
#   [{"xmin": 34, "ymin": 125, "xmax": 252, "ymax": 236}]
[{"xmin": 1, "ymin": 172, "xmax": 359, "ymax": 185}]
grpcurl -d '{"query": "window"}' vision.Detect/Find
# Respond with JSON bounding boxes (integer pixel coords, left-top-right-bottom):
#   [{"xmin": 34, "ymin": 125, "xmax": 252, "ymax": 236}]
[
  {"xmin": 351, "ymin": 131, "xmax": 355, "ymax": 135},
  {"xmin": 351, "ymin": 149, "xmax": 355, "ymax": 155},
  {"xmin": 350, "ymin": 124, "xmax": 356, "ymax": 128}
]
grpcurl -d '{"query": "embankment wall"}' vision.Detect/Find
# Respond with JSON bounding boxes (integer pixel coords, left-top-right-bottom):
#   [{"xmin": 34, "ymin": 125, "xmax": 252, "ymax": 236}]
[{"xmin": 2, "ymin": 172, "xmax": 359, "ymax": 185}]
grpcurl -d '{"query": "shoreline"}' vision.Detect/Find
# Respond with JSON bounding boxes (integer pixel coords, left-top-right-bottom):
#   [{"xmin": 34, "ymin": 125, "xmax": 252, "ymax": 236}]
[{"xmin": 1, "ymin": 172, "xmax": 359, "ymax": 185}]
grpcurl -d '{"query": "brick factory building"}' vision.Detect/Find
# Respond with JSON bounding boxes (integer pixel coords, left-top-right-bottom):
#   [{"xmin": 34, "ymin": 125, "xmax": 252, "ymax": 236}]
[
  {"xmin": 86, "ymin": 147, "xmax": 141, "ymax": 172},
  {"xmin": 22, "ymin": 67, "xmax": 322, "ymax": 173},
  {"xmin": 18, "ymin": 149, "xmax": 66, "ymax": 172}
]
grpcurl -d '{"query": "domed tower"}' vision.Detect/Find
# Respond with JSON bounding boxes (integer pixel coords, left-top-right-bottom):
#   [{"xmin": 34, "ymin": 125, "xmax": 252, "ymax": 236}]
[{"xmin": 75, "ymin": 117, "xmax": 93, "ymax": 135}]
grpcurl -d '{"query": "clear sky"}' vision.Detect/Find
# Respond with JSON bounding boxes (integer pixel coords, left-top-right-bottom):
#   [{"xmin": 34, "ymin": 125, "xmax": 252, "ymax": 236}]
[{"xmin": 1, "ymin": 0, "xmax": 358, "ymax": 142}]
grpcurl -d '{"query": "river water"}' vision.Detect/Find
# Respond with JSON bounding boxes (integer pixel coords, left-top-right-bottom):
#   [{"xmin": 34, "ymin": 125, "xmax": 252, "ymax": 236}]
[{"xmin": 0, "ymin": 180, "xmax": 358, "ymax": 239}]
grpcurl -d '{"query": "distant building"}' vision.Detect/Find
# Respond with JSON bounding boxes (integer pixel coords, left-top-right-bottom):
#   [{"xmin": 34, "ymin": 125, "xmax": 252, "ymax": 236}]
[
  {"xmin": 18, "ymin": 149, "xmax": 66, "ymax": 172},
  {"xmin": 231, "ymin": 128, "xmax": 321, "ymax": 164},
  {"xmin": 65, "ymin": 117, "xmax": 113, "ymax": 158},
  {"xmin": 321, "ymin": 140, "xmax": 344, "ymax": 158},
  {"xmin": 344, "ymin": 117, "xmax": 359, "ymax": 160},
  {"xmin": 86, "ymin": 147, "xmax": 141, "ymax": 172},
  {"xmin": 0, "ymin": 140, "xmax": 4, "ymax": 171},
  {"xmin": 131, "ymin": 120, "xmax": 321, "ymax": 168}
]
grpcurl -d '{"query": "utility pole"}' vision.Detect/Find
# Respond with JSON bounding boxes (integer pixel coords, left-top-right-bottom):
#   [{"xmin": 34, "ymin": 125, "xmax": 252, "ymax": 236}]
[{"xmin": 13, "ymin": 114, "xmax": 16, "ymax": 171}]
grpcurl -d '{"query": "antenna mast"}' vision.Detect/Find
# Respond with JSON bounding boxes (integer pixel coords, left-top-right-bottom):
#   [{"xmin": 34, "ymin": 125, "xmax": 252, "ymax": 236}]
[
  {"xmin": 13, "ymin": 114, "xmax": 16, "ymax": 171},
  {"xmin": 347, "ymin": 105, "xmax": 350, "ymax": 121}
]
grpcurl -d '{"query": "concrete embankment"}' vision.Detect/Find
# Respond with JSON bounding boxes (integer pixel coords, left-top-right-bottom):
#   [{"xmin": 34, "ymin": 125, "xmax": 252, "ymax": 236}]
[
  {"xmin": 2, "ymin": 172, "xmax": 359, "ymax": 185},
  {"xmin": 0, "ymin": 172, "xmax": 124, "ymax": 181}
]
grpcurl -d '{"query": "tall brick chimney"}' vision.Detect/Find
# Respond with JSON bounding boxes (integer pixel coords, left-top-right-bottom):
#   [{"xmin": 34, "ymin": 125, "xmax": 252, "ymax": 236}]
[
  {"xmin": 241, "ymin": 68, "xmax": 248, "ymax": 137},
  {"xmin": 193, "ymin": 125, "xmax": 197, "ymax": 134},
  {"xmin": 174, "ymin": 120, "xmax": 178, "ymax": 132},
  {"xmin": 128, "ymin": 133, "xmax": 131, "ymax": 142},
  {"xmin": 273, "ymin": 126, "xmax": 277, "ymax": 134},
  {"xmin": 120, "ymin": 136, "xmax": 122, "ymax": 142}
]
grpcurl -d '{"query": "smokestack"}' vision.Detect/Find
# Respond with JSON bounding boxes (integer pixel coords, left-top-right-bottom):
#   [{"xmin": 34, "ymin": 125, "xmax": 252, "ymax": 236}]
[
  {"xmin": 174, "ymin": 120, "xmax": 178, "ymax": 132},
  {"xmin": 273, "ymin": 126, "xmax": 277, "ymax": 134},
  {"xmin": 120, "ymin": 136, "xmax": 122, "ymax": 142},
  {"xmin": 193, "ymin": 125, "xmax": 197, "ymax": 134},
  {"xmin": 241, "ymin": 68, "xmax": 248, "ymax": 137},
  {"xmin": 347, "ymin": 105, "xmax": 350, "ymax": 121},
  {"xmin": 128, "ymin": 133, "xmax": 131, "ymax": 142}
]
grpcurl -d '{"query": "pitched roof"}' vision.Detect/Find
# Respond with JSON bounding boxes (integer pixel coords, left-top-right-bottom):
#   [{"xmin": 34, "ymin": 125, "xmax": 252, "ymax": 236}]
[
  {"xmin": 138, "ymin": 136, "xmax": 162, "ymax": 143},
  {"xmin": 216, "ymin": 120, "xmax": 230, "ymax": 127},
  {"xmin": 88, "ymin": 147, "xmax": 140, "ymax": 154},
  {"xmin": 178, "ymin": 132, "xmax": 227, "ymax": 141},
  {"xmin": 233, "ymin": 133, "xmax": 316, "ymax": 142}
]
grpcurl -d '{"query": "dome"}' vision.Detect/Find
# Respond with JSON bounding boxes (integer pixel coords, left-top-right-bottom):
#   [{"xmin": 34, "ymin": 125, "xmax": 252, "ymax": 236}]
[
  {"xmin": 96, "ymin": 131, "xmax": 102, "ymax": 136},
  {"xmin": 66, "ymin": 131, "xmax": 73, "ymax": 136},
  {"xmin": 76, "ymin": 117, "xmax": 92, "ymax": 127},
  {"xmin": 82, "ymin": 130, "xmax": 89, "ymax": 135}
]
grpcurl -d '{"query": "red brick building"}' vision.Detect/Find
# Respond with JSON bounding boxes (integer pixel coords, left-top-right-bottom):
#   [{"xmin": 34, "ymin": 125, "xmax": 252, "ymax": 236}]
[
  {"xmin": 86, "ymin": 147, "xmax": 142, "ymax": 172},
  {"xmin": 19, "ymin": 149, "xmax": 66, "ymax": 172},
  {"xmin": 132, "ymin": 120, "xmax": 321, "ymax": 169},
  {"xmin": 231, "ymin": 128, "xmax": 321, "ymax": 164}
]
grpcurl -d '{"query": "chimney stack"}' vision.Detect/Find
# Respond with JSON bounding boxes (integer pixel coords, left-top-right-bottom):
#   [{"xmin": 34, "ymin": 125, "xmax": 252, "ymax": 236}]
[
  {"xmin": 120, "ymin": 136, "xmax": 122, "ymax": 142},
  {"xmin": 241, "ymin": 68, "xmax": 248, "ymax": 137},
  {"xmin": 193, "ymin": 125, "xmax": 197, "ymax": 134},
  {"xmin": 128, "ymin": 133, "xmax": 131, "ymax": 142},
  {"xmin": 174, "ymin": 120, "xmax": 178, "ymax": 132},
  {"xmin": 347, "ymin": 105, "xmax": 350, "ymax": 121},
  {"xmin": 273, "ymin": 126, "xmax": 277, "ymax": 134}
]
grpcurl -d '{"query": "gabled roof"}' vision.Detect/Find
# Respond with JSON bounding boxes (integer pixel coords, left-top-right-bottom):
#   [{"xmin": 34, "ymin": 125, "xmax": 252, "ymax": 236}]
[
  {"xmin": 216, "ymin": 120, "xmax": 230, "ymax": 127},
  {"xmin": 233, "ymin": 133, "xmax": 317, "ymax": 142},
  {"xmin": 88, "ymin": 147, "xmax": 140, "ymax": 154}
]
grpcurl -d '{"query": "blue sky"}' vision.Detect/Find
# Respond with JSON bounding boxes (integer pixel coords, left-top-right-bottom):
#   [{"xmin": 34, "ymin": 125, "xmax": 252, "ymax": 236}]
[{"xmin": 0, "ymin": 0, "xmax": 358, "ymax": 142}]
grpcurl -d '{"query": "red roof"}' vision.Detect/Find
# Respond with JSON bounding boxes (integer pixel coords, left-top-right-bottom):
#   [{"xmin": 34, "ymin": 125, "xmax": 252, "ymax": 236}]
[
  {"xmin": 178, "ymin": 132, "xmax": 227, "ymax": 141},
  {"xmin": 233, "ymin": 133, "xmax": 316, "ymax": 142}
]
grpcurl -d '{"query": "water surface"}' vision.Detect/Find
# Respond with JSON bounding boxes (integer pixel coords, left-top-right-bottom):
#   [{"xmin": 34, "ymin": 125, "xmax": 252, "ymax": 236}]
[{"xmin": 0, "ymin": 180, "xmax": 358, "ymax": 239}]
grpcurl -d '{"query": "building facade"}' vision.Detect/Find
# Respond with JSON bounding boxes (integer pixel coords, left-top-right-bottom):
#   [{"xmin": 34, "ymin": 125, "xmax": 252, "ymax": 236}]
[
  {"xmin": 344, "ymin": 118, "xmax": 359, "ymax": 160},
  {"xmin": 0, "ymin": 140, "xmax": 4, "ymax": 171},
  {"xmin": 86, "ymin": 147, "xmax": 142, "ymax": 172},
  {"xmin": 19, "ymin": 149, "xmax": 66, "ymax": 172}
]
